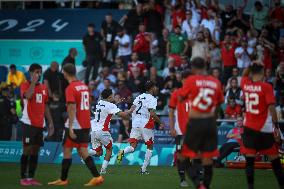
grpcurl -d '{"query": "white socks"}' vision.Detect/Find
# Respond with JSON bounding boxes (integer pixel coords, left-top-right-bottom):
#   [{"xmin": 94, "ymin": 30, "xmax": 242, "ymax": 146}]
[
  {"xmin": 123, "ymin": 146, "xmax": 134, "ymax": 154},
  {"xmin": 141, "ymin": 149, "xmax": 153, "ymax": 172},
  {"xmin": 101, "ymin": 160, "xmax": 109, "ymax": 170}
]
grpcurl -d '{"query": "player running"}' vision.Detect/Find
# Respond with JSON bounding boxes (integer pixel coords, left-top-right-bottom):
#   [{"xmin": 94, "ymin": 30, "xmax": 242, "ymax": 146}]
[
  {"xmin": 116, "ymin": 81, "xmax": 164, "ymax": 174},
  {"xmin": 168, "ymin": 70, "xmax": 191, "ymax": 187},
  {"xmin": 89, "ymin": 88, "xmax": 133, "ymax": 174},
  {"xmin": 241, "ymin": 63, "xmax": 284, "ymax": 189},
  {"xmin": 20, "ymin": 63, "xmax": 54, "ymax": 186},
  {"xmin": 48, "ymin": 63, "xmax": 103, "ymax": 186},
  {"xmin": 180, "ymin": 57, "xmax": 224, "ymax": 189}
]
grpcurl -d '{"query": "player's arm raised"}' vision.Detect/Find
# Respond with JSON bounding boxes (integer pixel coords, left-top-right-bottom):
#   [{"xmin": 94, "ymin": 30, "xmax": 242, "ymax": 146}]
[{"xmin": 67, "ymin": 103, "xmax": 77, "ymax": 139}]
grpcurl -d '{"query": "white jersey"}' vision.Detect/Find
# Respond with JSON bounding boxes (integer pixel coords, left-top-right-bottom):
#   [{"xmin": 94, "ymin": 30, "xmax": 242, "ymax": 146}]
[
  {"xmin": 132, "ymin": 93, "xmax": 157, "ymax": 129},
  {"xmin": 91, "ymin": 100, "xmax": 121, "ymax": 132}
]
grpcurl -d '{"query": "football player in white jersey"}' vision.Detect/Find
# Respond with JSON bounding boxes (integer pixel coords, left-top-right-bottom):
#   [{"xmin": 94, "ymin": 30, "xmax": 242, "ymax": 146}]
[
  {"xmin": 116, "ymin": 81, "xmax": 164, "ymax": 174},
  {"xmin": 89, "ymin": 89, "xmax": 133, "ymax": 174}
]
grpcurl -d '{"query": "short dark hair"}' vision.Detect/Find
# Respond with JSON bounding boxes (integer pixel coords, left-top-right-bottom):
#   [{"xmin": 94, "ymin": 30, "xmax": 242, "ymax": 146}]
[
  {"xmin": 145, "ymin": 81, "xmax": 156, "ymax": 92},
  {"xmin": 101, "ymin": 89, "xmax": 113, "ymax": 99},
  {"xmin": 63, "ymin": 63, "xmax": 76, "ymax": 76},
  {"xmin": 10, "ymin": 64, "xmax": 16, "ymax": 70},
  {"xmin": 230, "ymin": 77, "xmax": 238, "ymax": 82},
  {"xmin": 250, "ymin": 64, "xmax": 264, "ymax": 75},
  {"xmin": 88, "ymin": 23, "xmax": 95, "ymax": 28},
  {"xmin": 254, "ymin": 1, "xmax": 262, "ymax": 7},
  {"xmin": 29, "ymin": 63, "xmax": 42, "ymax": 72},
  {"xmin": 181, "ymin": 70, "xmax": 191, "ymax": 79},
  {"xmin": 191, "ymin": 57, "xmax": 206, "ymax": 70}
]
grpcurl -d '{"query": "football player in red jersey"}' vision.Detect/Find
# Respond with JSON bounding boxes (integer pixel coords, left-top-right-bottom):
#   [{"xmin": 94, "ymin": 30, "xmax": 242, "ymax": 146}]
[
  {"xmin": 169, "ymin": 70, "xmax": 191, "ymax": 187},
  {"xmin": 48, "ymin": 64, "xmax": 103, "ymax": 186},
  {"xmin": 241, "ymin": 63, "xmax": 284, "ymax": 189},
  {"xmin": 180, "ymin": 57, "xmax": 224, "ymax": 189},
  {"xmin": 20, "ymin": 63, "xmax": 54, "ymax": 186}
]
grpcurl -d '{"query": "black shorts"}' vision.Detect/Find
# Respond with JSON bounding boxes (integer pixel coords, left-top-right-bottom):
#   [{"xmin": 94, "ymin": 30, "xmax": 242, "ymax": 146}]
[
  {"xmin": 242, "ymin": 127, "xmax": 276, "ymax": 151},
  {"xmin": 175, "ymin": 135, "xmax": 184, "ymax": 152},
  {"xmin": 62, "ymin": 128, "xmax": 90, "ymax": 148},
  {"xmin": 184, "ymin": 117, "xmax": 217, "ymax": 153},
  {"xmin": 22, "ymin": 123, "xmax": 44, "ymax": 146}
]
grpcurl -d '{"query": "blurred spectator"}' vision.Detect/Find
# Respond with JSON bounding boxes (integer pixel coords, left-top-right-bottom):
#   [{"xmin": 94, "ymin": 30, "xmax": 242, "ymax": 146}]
[
  {"xmin": 211, "ymin": 67, "xmax": 222, "ymax": 82},
  {"xmin": 43, "ymin": 61, "xmax": 65, "ymax": 100},
  {"xmin": 228, "ymin": 7, "xmax": 250, "ymax": 33},
  {"xmin": 275, "ymin": 62, "xmax": 284, "ymax": 102},
  {"xmin": 171, "ymin": 4, "xmax": 186, "ymax": 29},
  {"xmin": 225, "ymin": 77, "xmax": 243, "ymax": 105},
  {"xmin": 191, "ymin": 31, "xmax": 209, "ymax": 61},
  {"xmin": 226, "ymin": 67, "xmax": 241, "ymax": 90},
  {"xmin": 276, "ymin": 37, "xmax": 284, "ymax": 63},
  {"xmin": 101, "ymin": 13, "xmax": 121, "ymax": 66},
  {"xmin": 148, "ymin": 66, "xmax": 164, "ymax": 90},
  {"xmin": 276, "ymin": 96, "xmax": 284, "ymax": 122},
  {"xmin": 116, "ymin": 80, "xmax": 132, "ymax": 103},
  {"xmin": 182, "ymin": 9, "xmax": 200, "ymax": 40},
  {"xmin": 209, "ymin": 41, "xmax": 221, "ymax": 69},
  {"xmin": 114, "ymin": 27, "xmax": 132, "ymax": 68},
  {"xmin": 201, "ymin": 9, "xmax": 221, "ymax": 43},
  {"xmin": 62, "ymin": 48, "xmax": 78, "ymax": 68},
  {"xmin": 265, "ymin": 69, "xmax": 276, "ymax": 86},
  {"xmin": 0, "ymin": 85, "xmax": 17, "ymax": 141},
  {"xmin": 221, "ymin": 34, "xmax": 237, "ymax": 83},
  {"xmin": 83, "ymin": 23, "xmax": 105, "ymax": 84},
  {"xmin": 128, "ymin": 67, "xmax": 146, "ymax": 96},
  {"xmin": 250, "ymin": 1, "xmax": 269, "ymax": 32},
  {"xmin": 88, "ymin": 80, "xmax": 100, "ymax": 104},
  {"xmin": 96, "ymin": 67, "xmax": 117, "ymax": 89},
  {"xmin": 128, "ymin": 52, "xmax": 147, "ymax": 77},
  {"xmin": 163, "ymin": 68, "xmax": 181, "ymax": 94},
  {"xmin": 133, "ymin": 23, "xmax": 151, "ymax": 63},
  {"xmin": 111, "ymin": 56, "xmax": 125, "ymax": 76},
  {"xmin": 220, "ymin": 4, "xmax": 236, "ymax": 35},
  {"xmin": 215, "ymin": 118, "xmax": 243, "ymax": 167},
  {"xmin": 269, "ymin": 0, "xmax": 284, "ymax": 35},
  {"xmin": 121, "ymin": 3, "xmax": 144, "ymax": 37},
  {"xmin": 167, "ymin": 25, "xmax": 188, "ymax": 58},
  {"xmin": 143, "ymin": 1, "xmax": 164, "ymax": 36},
  {"xmin": 97, "ymin": 78, "xmax": 115, "ymax": 93},
  {"xmin": 234, "ymin": 38, "xmax": 254, "ymax": 73},
  {"xmin": 6, "ymin": 64, "xmax": 26, "ymax": 87},
  {"xmin": 224, "ymin": 97, "xmax": 242, "ymax": 119},
  {"xmin": 48, "ymin": 92, "xmax": 65, "ymax": 141}
]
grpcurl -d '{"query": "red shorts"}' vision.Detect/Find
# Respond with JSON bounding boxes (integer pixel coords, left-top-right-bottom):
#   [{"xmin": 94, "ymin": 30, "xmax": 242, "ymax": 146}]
[
  {"xmin": 62, "ymin": 128, "xmax": 90, "ymax": 148},
  {"xmin": 182, "ymin": 143, "xmax": 219, "ymax": 159},
  {"xmin": 63, "ymin": 137, "xmax": 88, "ymax": 148},
  {"xmin": 240, "ymin": 143, "xmax": 279, "ymax": 156}
]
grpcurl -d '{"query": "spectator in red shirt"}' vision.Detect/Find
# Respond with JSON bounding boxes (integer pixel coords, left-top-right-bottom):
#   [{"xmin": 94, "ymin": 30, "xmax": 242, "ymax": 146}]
[
  {"xmin": 221, "ymin": 33, "xmax": 238, "ymax": 84},
  {"xmin": 269, "ymin": 0, "xmax": 284, "ymax": 31},
  {"xmin": 225, "ymin": 97, "xmax": 242, "ymax": 119},
  {"xmin": 133, "ymin": 23, "xmax": 151, "ymax": 63},
  {"xmin": 171, "ymin": 4, "xmax": 186, "ymax": 28},
  {"xmin": 128, "ymin": 52, "xmax": 147, "ymax": 77}
]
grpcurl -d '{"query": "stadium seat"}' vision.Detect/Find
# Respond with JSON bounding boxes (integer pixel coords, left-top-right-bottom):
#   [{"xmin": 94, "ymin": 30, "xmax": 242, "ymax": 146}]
[{"xmin": 0, "ymin": 65, "xmax": 8, "ymax": 82}]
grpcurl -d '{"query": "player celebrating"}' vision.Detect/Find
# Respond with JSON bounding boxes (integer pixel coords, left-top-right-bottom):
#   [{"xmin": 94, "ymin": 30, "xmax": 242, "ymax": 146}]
[
  {"xmin": 180, "ymin": 57, "xmax": 224, "ymax": 189},
  {"xmin": 241, "ymin": 63, "xmax": 284, "ymax": 189},
  {"xmin": 89, "ymin": 89, "xmax": 133, "ymax": 174},
  {"xmin": 20, "ymin": 63, "xmax": 54, "ymax": 186},
  {"xmin": 168, "ymin": 70, "xmax": 191, "ymax": 187},
  {"xmin": 117, "ymin": 81, "xmax": 164, "ymax": 174},
  {"xmin": 48, "ymin": 64, "xmax": 103, "ymax": 186}
]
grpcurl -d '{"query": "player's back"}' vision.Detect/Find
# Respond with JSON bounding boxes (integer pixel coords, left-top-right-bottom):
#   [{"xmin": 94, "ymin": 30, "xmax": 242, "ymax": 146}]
[
  {"xmin": 65, "ymin": 80, "xmax": 90, "ymax": 129},
  {"xmin": 91, "ymin": 100, "xmax": 118, "ymax": 132},
  {"xmin": 132, "ymin": 93, "xmax": 157, "ymax": 126},
  {"xmin": 181, "ymin": 75, "xmax": 224, "ymax": 114},
  {"xmin": 241, "ymin": 76, "xmax": 275, "ymax": 132}
]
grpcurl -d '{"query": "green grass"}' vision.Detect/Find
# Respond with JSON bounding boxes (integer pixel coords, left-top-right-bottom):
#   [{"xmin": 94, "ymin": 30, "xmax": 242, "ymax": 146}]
[{"xmin": 0, "ymin": 163, "xmax": 279, "ymax": 189}]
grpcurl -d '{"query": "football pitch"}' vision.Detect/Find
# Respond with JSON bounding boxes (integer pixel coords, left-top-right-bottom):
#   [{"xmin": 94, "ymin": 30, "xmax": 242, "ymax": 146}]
[{"xmin": 0, "ymin": 163, "xmax": 279, "ymax": 189}]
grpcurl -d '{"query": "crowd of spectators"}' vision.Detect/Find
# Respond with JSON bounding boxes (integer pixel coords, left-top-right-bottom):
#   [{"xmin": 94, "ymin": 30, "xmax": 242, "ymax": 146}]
[{"xmin": 1, "ymin": 0, "xmax": 284, "ymax": 143}]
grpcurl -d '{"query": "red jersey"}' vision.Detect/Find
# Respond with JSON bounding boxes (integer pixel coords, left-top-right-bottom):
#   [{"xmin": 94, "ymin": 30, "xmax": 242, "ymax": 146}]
[
  {"xmin": 65, "ymin": 81, "xmax": 91, "ymax": 129},
  {"xmin": 241, "ymin": 77, "xmax": 275, "ymax": 132},
  {"xmin": 20, "ymin": 81, "xmax": 48, "ymax": 128},
  {"xmin": 128, "ymin": 61, "xmax": 146, "ymax": 76},
  {"xmin": 133, "ymin": 32, "xmax": 150, "ymax": 53},
  {"xmin": 225, "ymin": 104, "xmax": 242, "ymax": 119},
  {"xmin": 169, "ymin": 88, "xmax": 190, "ymax": 135},
  {"xmin": 221, "ymin": 41, "xmax": 237, "ymax": 67},
  {"xmin": 181, "ymin": 75, "xmax": 224, "ymax": 113}
]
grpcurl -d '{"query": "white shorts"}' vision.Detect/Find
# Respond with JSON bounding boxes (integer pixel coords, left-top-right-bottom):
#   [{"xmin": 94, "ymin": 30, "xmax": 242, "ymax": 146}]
[
  {"xmin": 129, "ymin": 127, "xmax": 154, "ymax": 145},
  {"xmin": 91, "ymin": 130, "xmax": 113, "ymax": 151}
]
